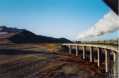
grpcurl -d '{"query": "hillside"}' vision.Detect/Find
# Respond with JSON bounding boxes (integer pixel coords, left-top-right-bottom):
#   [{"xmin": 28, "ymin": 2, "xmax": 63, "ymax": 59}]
[{"xmin": 0, "ymin": 26, "xmax": 71, "ymax": 44}]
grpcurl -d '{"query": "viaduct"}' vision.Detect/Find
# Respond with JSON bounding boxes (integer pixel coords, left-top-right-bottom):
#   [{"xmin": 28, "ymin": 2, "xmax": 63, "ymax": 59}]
[{"xmin": 62, "ymin": 43, "xmax": 119, "ymax": 78}]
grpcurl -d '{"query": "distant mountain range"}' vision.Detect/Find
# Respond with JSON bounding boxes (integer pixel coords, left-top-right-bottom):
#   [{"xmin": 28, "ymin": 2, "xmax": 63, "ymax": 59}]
[{"xmin": 0, "ymin": 26, "xmax": 71, "ymax": 43}]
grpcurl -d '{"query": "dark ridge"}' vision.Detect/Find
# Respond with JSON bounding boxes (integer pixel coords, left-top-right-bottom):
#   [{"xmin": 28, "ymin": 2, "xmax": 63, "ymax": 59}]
[
  {"xmin": 0, "ymin": 26, "xmax": 23, "ymax": 33},
  {"xmin": 0, "ymin": 26, "xmax": 72, "ymax": 43}
]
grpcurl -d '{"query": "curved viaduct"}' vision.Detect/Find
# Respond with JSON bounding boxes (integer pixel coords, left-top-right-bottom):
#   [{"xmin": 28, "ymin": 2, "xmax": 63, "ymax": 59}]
[{"xmin": 62, "ymin": 43, "xmax": 119, "ymax": 78}]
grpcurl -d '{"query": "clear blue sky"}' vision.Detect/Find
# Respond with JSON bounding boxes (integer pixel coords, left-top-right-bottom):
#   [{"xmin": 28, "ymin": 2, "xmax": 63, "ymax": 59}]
[{"xmin": 0, "ymin": 0, "xmax": 118, "ymax": 40}]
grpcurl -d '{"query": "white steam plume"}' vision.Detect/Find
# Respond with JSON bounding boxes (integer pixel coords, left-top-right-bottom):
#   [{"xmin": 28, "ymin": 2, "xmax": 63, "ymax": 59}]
[{"xmin": 77, "ymin": 11, "xmax": 119, "ymax": 40}]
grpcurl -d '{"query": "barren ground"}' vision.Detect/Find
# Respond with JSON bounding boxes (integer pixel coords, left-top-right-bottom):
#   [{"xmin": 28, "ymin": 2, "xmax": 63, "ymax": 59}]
[{"xmin": 0, "ymin": 43, "xmax": 106, "ymax": 78}]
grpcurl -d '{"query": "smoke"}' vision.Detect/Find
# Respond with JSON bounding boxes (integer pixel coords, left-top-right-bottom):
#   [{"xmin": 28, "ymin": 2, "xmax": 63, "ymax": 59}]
[{"xmin": 77, "ymin": 11, "xmax": 119, "ymax": 40}]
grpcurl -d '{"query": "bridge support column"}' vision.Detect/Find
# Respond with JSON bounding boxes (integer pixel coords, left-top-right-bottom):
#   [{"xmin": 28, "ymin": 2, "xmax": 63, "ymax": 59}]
[
  {"xmin": 105, "ymin": 49, "xmax": 108, "ymax": 72},
  {"xmin": 97, "ymin": 48, "xmax": 100, "ymax": 67},
  {"xmin": 113, "ymin": 52, "xmax": 118, "ymax": 78},
  {"xmin": 113, "ymin": 52, "xmax": 119, "ymax": 78},
  {"xmin": 68, "ymin": 45, "xmax": 71, "ymax": 55},
  {"xmin": 117, "ymin": 53, "xmax": 119, "ymax": 78},
  {"xmin": 82, "ymin": 46, "xmax": 85, "ymax": 59},
  {"xmin": 113, "ymin": 52, "xmax": 116, "ymax": 62},
  {"xmin": 75, "ymin": 45, "xmax": 78, "ymax": 56},
  {"xmin": 89, "ymin": 47, "xmax": 93, "ymax": 62}
]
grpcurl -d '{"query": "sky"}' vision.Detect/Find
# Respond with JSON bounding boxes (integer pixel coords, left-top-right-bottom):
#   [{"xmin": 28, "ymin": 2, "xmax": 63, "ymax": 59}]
[{"xmin": 0, "ymin": 0, "xmax": 118, "ymax": 40}]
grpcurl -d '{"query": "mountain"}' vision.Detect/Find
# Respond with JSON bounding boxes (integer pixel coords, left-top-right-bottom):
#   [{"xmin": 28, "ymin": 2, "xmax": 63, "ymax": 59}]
[
  {"xmin": 0, "ymin": 26, "xmax": 22, "ymax": 33},
  {"xmin": 0, "ymin": 26, "xmax": 71, "ymax": 43}
]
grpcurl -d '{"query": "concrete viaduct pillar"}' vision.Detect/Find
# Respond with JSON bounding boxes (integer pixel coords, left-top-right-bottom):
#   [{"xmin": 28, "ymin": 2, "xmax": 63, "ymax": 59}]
[
  {"xmin": 82, "ymin": 46, "xmax": 86, "ymax": 59},
  {"xmin": 68, "ymin": 45, "xmax": 72, "ymax": 55},
  {"xmin": 89, "ymin": 47, "xmax": 93, "ymax": 62},
  {"xmin": 117, "ymin": 53, "xmax": 119, "ymax": 78},
  {"xmin": 75, "ymin": 45, "xmax": 78, "ymax": 56},
  {"xmin": 105, "ymin": 49, "xmax": 108, "ymax": 72},
  {"xmin": 97, "ymin": 48, "xmax": 100, "ymax": 67},
  {"xmin": 65, "ymin": 44, "xmax": 118, "ymax": 77},
  {"xmin": 113, "ymin": 52, "xmax": 119, "ymax": 78}
]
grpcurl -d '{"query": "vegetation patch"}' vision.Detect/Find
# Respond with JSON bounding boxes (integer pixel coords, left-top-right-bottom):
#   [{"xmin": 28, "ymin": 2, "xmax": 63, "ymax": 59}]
[{"xmin": 19, "ymin": 55, "xmax": 48, "ymax": 62}]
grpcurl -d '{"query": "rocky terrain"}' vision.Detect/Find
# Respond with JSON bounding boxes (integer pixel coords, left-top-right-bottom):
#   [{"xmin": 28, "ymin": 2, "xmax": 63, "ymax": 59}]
[{"xmin": 0, "ymin": 43, "xmax": 106, "ymax": 78}]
